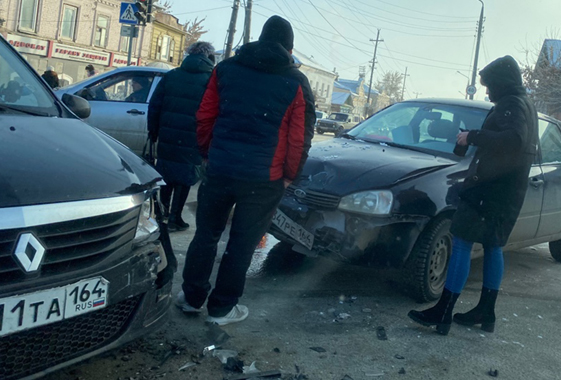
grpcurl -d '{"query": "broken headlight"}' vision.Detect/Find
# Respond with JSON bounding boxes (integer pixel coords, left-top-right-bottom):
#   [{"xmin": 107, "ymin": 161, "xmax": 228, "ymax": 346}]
[
  {"xmin": 338, "ymin": 190, "xmax": 393, "ymax": 215},
  {"xmin": 133, "ymin": 194, "xmax": 159, "ymax": 246}
]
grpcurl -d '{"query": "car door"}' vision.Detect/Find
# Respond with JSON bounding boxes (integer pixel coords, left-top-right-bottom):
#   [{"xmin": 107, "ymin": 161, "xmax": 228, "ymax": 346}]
[
  {"xmin": 76, "ymin": 71, "xmax": 157, "ymax": 155},
  {"xmin": 535, "ymin": 118, "xmax": 561, "ymax": 238}
]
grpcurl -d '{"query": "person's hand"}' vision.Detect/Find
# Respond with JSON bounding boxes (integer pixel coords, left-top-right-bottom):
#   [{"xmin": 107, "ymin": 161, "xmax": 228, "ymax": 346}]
[
  {"xmin": 456, "ymin": 131, "xmax": 469, "ymax": 146},
  {"xmin": 283, "ymin": 179, "xmax": 292, "ymax": 188}
]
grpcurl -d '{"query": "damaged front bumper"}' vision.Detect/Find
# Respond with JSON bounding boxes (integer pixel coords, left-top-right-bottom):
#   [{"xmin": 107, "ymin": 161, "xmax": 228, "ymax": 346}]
[
  {"xmin": 1, "ymin": 241, "xmax": 172, "ymax": 380},
  {"xmin": 270, "ymin": 196, "xmax": 430, "ymax": 267}
]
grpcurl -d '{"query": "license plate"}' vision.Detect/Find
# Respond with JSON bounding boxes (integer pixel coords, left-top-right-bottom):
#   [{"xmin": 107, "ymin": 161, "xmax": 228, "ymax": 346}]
[
  {"xmin": 272, "ymin": 209, "xmax": 314, "ymax": 250},
  {"xmin": 0, "ymin": 277, "xmax": 109, "ymax": 337}
]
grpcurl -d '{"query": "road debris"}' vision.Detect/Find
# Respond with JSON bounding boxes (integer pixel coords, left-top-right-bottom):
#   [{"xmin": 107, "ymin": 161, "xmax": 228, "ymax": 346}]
[
  {"xmin": 207, "ymin": 323, "xmax": 231, "ymax": 345},
  {"xmin": 394, "ymin": 354, "xmax": 405, "ymax": 360},
  {"xmin": 178, "ymin": 362, "xmax": 196, "ymax": 371},
  {"xmin": 309, "ymin": 347, "xmax": 327, "ymax": 353},
  {"xmin": 243, "ymin": 361, "xmax": 260, "ymax": 374},
  {"xmin": 224, "ymin": 357, "xmax": 245, "ymax": 373},
  {"xmin": 203, "ymin": 344, "xmax": 218, "ymax": 356},
  {"xmin": 398, "ymin": 368, "xmax": 406, "ymax": 374},
  {"xmin": 223, "ymin": 370, "xmax": 283, "ymax": 380},
  {"xmin": 488, "ymin": 368, "xmax": 499, "ymax": 377},
  {"xmin": 376, "ymin": 326, "xmax": 388, "ymax": 341},
  {"xmin": 213, "ymin": 349, "xmax": 239, "ymax": 364}
]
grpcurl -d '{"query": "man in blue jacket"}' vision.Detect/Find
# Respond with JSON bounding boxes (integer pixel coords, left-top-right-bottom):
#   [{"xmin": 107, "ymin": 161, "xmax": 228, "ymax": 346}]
[{"xmin": 175, "ymin": 16, "xmax": 315, "ymax": 325}]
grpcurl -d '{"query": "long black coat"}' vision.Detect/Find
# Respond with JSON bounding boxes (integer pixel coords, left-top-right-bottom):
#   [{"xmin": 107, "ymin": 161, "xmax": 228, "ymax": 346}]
[
  {"xmin": 148, "ymin": 54, "xmax": 213, "ymax": 186},
  {"xmin": 450, "ymin": 56, "xmax": 538, "ymax": 247}
]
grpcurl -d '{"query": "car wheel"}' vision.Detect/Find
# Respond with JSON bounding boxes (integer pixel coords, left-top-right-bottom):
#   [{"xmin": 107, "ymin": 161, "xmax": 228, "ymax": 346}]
[
  {"xmin": 317, "ymin": 129, "xmax": 324, "ymax": 134},
  {"xmin": 405, "ymin": 218, "xmax": 452, "ymax": 302},
  {"xmin": 335, "ymin": 126, "xmax": 344, "ymax": 136},
  {"xmin": 261, "ymin": 241, "xmax": 307, "ymax": 274},
  {"xmin": 549, "ymin": 239, "xmax": 561, "ymax": 262}
]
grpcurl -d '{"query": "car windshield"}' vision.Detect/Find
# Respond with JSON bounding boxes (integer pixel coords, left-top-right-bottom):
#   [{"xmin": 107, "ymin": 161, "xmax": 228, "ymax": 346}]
[
  {"xmin": 0, "ymin": 40, "xmax": 59, "ymax": 117},
  {"xmin": 329, "ymin": 113, "xmax": 348, "ymax": 121},
  {"xmin": 315, "ymin": 111, "xmax": 324, "ymax": 119},
  {"xmin": 346, "ymin": 101, "xmax": 488, "ymax": 155}
]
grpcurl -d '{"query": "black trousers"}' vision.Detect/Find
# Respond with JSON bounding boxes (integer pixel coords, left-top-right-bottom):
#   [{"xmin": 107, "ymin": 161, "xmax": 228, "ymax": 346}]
[
  {"xmin": 160, "ymin": 184, "xmax": 190, "ymax": 218},
  {"xmin": 181, "ymin": 175, "xmax": 285, "ymax": 317}
]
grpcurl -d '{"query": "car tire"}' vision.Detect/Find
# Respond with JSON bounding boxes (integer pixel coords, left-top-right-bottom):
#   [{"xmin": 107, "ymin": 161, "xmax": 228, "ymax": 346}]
[
  {"xmin": 317, "ymin": 129, "xmax": 324, "ymax": 134},
  {"xmin": 549, "ymin": 240, "xmax": 561, "ymax": 262},
  {"xmin": 335, "ymin": 126, "xmax": 344, "ymax": 136},
  {"xmin": 405, "ymin": 218, "xmax": 452, "ymax": 302},
  {"xmin": 261, "ymin": 241, "xmax": 307, "ymax": 274}
]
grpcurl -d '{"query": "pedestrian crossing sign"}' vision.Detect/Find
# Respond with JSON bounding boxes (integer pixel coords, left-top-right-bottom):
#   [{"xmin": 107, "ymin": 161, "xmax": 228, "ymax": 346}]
[{"xmin": 119, "ymin": 2, "xmax": 139, "ymax": 24}]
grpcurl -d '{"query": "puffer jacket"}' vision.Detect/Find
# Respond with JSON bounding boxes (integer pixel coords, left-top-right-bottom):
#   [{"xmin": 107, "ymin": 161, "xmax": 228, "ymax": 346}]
[
  {"xmin": 196, "ymin": 41, "xmax": 315, "ymax": 182},
  {"xmin": 450, "ymin": 55, "xmax": 539, "ymax": 247}
]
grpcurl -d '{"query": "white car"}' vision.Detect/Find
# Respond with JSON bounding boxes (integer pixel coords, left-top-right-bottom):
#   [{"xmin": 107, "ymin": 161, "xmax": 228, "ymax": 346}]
[{"xmin": 55, "ymin": 66, "xmax": 169, "ymax": 155}]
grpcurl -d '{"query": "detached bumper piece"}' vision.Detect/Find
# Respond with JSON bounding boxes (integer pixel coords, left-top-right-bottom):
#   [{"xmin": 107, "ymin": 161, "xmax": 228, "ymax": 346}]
[{"xmin": 0, "ymin": 296, "xmax": 140, "ymax": 380}]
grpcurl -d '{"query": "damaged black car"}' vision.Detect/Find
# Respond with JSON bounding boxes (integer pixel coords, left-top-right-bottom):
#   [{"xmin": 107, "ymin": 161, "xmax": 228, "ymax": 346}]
[
  {"xmin": 0, "ymin": 35, "xmax": 172, "ymax": 379},
  {"xmin": 270, "ymin": 98, "xmax": 561, "ymax": 302}
]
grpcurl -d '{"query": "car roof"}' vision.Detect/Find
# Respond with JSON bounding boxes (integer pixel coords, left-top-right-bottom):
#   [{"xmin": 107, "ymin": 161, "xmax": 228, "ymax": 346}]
[
  {"xmin": 404, "ymin": 98, "xmax": 493, "ymax": 111},
  {"xmin": 109, "ymin": 66, "xmax": 169, "ymax": 74}
]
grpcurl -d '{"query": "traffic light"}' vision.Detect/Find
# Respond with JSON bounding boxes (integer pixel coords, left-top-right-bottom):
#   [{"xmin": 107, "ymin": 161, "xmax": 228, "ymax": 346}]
[{"xmin": 134, "ymin": 0, "xmax": 149, "ymax": 25}]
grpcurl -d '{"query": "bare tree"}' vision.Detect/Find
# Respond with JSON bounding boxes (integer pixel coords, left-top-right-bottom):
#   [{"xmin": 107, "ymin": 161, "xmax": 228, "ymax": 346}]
[
  {"xmin": 376, "ymin": 71, "xmax": 403, "ymax": 104},
  {"xmin": 519, "ymin": 30, "xmax": 561, "ymax": 118},
  {"xmin": 184, "ymin": 18, "xmax": 208, "ymax": 51}
]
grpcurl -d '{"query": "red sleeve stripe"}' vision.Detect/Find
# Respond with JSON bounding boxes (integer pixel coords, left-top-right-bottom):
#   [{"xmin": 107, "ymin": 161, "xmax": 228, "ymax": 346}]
[
  {"xmin": 270, "ymin": 85, "xmax": 306, "ymax": 181},
  {"xmin": 196, "ymin": 69, "xmax": 220, "ymax": 158}
]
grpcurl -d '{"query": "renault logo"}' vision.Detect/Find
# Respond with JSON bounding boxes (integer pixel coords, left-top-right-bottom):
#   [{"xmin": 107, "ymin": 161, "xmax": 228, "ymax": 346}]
[
  {"xmin": 14, "ymin": 233, "xmax": 46, "ymax": 272},
  {"xmin": 294, "ymin": 189, "xmax": 307, "ymax": 199}
]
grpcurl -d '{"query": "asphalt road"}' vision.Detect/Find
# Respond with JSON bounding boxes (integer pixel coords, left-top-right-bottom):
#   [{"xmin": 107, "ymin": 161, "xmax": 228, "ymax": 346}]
[{"xmin": 47, "ymin": 133, "xmax": 561, "ymax": 380}]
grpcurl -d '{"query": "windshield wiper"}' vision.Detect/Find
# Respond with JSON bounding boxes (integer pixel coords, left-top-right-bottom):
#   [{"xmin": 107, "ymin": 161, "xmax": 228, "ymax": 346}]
[
  {"xmin": 339, "ymin": 133, "xmax": 356, "ymax": 140},
  {"xmin": 374, "ymin": 140, "xmax": 433, "ymax": 154},
  {"xmin": 0, "ymin": 104, "xmax": 52, "ymax": 117}
]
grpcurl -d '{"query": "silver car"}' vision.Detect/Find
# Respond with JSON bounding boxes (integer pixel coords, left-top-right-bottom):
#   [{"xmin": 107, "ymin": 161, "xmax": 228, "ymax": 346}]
[{"xmin": 55, "ymin": 66, "xmax": 169, "ymax": 155}]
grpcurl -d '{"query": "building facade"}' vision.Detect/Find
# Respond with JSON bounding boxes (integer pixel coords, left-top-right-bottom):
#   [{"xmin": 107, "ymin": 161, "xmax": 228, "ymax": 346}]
[
  {"xmin": 293, "ymin": 50, "xmax": 336, "ymax": 113},
  {"xmin": 146, "ymin": 12, "xmax": 185, "ymax": 68},
  {"xmin": 0, "ymin": 0, "xmax": 181, "ymax": 86}
]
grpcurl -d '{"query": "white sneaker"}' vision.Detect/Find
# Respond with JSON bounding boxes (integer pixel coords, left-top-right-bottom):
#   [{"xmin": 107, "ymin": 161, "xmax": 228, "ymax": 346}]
[
  {"xmin": 206, "ymin": 305, "xmax": 249, "ymax": 326},
  {"xmin": 175, "ymin": 290, "xmax": 202, "ymax": 313}
]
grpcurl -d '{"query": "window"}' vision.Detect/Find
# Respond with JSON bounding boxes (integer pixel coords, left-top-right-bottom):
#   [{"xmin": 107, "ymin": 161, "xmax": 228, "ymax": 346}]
[
  {"xmin": 77, "ymin": 73, "xmax": 154, "ymax": 104},
  {"xmin": 539, "ymin": 119, "xmax": 561, "ymax": 164},
  {"xmin": 95, "ymin": 15, "xmax": 109, "ymax": 47},
  {"xmin": 321, "ymin": 83, "xmax": 325, "ymax": 95},
  {"xmin": 161, "ymin": 35, "xmax": 171, "ymax": 62},
  {"xmin": 169, "ymin": 39, "xmax": 175, "ymax": 63},
  {"xmin": 19, "ymin": 0, "xmax": 40, "ymax": 32},
  {"xmin": 326, "ymin": 85, "xmax": 330, "ymax": 95},
  {"xmin": 61, "ymin": 5, "xmax": 78, "ymax": 40}
]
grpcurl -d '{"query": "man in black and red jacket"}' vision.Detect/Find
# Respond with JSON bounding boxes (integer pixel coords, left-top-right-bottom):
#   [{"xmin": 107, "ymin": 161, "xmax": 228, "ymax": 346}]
[{"xmin": 175, "ymin": 15, "xmax": 315, "ymax": 326}]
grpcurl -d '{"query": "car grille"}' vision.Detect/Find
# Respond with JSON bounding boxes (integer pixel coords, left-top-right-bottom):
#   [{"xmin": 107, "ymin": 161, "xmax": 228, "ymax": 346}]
[
  {"xmin": 0, "ymin": 296, "xmax": 141, "ymax": 380},
  {"xmin": 285, "ymin": 186, "xmax": 340, "ymax": 209},
  {"xmin": 0, "ymin": 208, "xmax": 139, "ymax": 283}
]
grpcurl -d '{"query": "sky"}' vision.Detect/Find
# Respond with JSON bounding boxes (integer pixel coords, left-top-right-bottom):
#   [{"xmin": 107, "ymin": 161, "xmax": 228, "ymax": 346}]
[{"xmin": 169, "ymin": 0, "xmax": 561, "ymax": 101}]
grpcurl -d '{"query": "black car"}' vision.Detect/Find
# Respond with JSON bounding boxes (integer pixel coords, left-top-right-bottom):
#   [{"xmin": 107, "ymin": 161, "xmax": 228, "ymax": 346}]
[
  {"xmin": 0, "ymin": 36, "xmax": 172, "ymax": 379},
  {"xmin": 270, "ymin": 98, "xmax": 561, "ymax": 302}
]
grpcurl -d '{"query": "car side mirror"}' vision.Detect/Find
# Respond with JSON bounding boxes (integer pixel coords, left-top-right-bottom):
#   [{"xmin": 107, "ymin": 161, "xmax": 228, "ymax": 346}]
[{"xmin": 62, "ymin": 93, "xmax": 91, "ymax": 119}]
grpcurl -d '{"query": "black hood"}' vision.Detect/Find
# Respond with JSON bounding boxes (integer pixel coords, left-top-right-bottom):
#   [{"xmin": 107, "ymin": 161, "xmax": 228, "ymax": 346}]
[
  {"xmin": 180, "ymin": 54, "xmax": 214, "ymax": 74},
  {"xmin": 298, "ymin": 139, "xmax": 456, "ymax": 196},
  {"xmin": 233, "ymin": 41, "xmax": 295, "ymax": 74},
  {"xmin": 0, "ymin": 116, "xmax": 162, "ymax": 208},
  {"xmin": 479, "ymin": 55, "xmax": 525, "ymax": 102}
]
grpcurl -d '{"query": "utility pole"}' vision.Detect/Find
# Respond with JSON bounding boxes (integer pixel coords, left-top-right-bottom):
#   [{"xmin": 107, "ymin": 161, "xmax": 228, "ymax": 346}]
[
  {"xmin": 413, "ymin": 92, "xmax": 422, "ymax": 98},
  {"xmin": 401, "ymin": 66, "xmax": 409, "ymax": 101},
  {"xmin": 365, "ymin": 29, "xmax": 383, "ymax": 118},
  {"xmin": 225, "ymin": 0, "xmax": 241, "ymax": 58},
  {"xmin": 243, "ymin": 0, "xmax": 252, "ymax": 45},
  {"xmin": 469, "ymin": 0, "xmax": 485, "ymax": 100}
]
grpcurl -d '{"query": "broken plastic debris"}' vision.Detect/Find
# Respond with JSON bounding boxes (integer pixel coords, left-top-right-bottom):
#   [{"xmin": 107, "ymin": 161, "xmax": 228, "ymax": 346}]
[
  {"xmin": 394, "ymin": 354, "xmax": 405, "ymax": 360},
  {"xmin": 488, "ymin": 368, "xmax": 499, "ymax": 377},
  {"xmin": 512, "ymin": 341, "xmax": 525, "ymax": 347},
  {"xmin": 538, "ymin": 336, "xmax": 543, "ymax": 339},
  {"xmin": 178, "ymin": 362, "xmax": 196, "ymax": 371},
  {"xmin": 203, "ymin": 344, "xmax": 217, "ymax": 356},
  {"xmin": 513, "ymin": 313, "xmax": 518, "ymax": 317},
  {"xmin": 338, "ymin": 313, "xmax": 352, "ymax": 319},
  {"xmin": 213, "ymin": 349, "xmax": 238, "ymax": 364},
  {"xmin": 309, "ymin": 346, "xmax": 327, "ymax": 353},
  {"xmin": 398, "ymin": 367, "xmax": 406, "ymax": 375},
  {"xmin": 362, "ymin": 308, "xmax": 372, "ymax": 313},
  {"xmin": 365, "ymin": 372, "xmax": 384, "ymax": 377},
  {"xmin": 225, "ymin": 357, "xmax": 245, "ymax": 373},
  {"xmin": 538, "ymin": 315, "xmax": 543, "ymax": 319},
  {"xmin": 243, "ymin": 361, "xmax": 259, "ymax": 374}
]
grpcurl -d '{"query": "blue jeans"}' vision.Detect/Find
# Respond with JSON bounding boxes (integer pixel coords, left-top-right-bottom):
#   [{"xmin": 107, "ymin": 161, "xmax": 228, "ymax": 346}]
[{"xmin": 445, "ymin": 236, "xmax": 504, "ymax": 293}]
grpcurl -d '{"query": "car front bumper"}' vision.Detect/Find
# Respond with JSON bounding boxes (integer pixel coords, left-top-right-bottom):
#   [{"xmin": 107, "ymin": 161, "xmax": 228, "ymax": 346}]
[
  {"xmin": 270, "ymin": 196, "xmax": 430, "ymax": 267},
  {"xmin": 1, "ymin": 241, "xmax": 172, "ymax": 380}
]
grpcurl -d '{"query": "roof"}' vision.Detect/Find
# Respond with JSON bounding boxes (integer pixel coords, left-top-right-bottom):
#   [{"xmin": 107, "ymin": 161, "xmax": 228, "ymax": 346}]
[
  {"xmin": 292, "ymin": 49, "xmax": 336, "ymax": 77},
  {"xmin": 538, "ymin": 39, "xmax": 561, "ymax": 68},
  {"xmin": 332, "ymin": 92, "xmax": 352, "ymax": 105},
  {"xmin": 336, "ymin": 79, "xmax": 379, "ymax": 96}
]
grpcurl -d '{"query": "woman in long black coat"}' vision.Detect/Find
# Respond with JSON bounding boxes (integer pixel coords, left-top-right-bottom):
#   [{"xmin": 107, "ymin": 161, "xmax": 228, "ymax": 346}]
[
  {"xmin": 148, "ymin": 42, "xmax": 215, "ymax": 231},
  {"xmin": 409, "ymin": 55, "xmax": 538, "ymax": 335}
]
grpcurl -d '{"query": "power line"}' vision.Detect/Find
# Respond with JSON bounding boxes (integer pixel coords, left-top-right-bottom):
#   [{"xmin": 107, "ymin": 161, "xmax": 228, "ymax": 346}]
[{"xmin": 365, "ymin": 0, "xmax": 476, "ymax": 20}]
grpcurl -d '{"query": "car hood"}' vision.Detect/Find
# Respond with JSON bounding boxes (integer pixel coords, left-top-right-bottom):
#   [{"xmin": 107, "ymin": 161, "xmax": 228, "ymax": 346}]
[
  {"xmin": 0, "ymin": 116, "xmax": 161, "ymax": 208},
  {"xmin": 299, "ymin": 139, "xmax": 456, "ymax": 196}
]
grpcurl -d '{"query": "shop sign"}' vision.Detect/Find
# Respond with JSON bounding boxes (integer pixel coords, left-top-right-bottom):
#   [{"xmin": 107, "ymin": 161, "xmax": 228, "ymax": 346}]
[
  {"xmin": 112, "ymin": 54, "xmax": 138, "ymax": 67},
  {"xmin": 51, "ymin": 43, "xmax": 110, "ymax": 66},
  {"xmin": 7, "ymin": 34, "xmax": 48, "ymax": 56}
]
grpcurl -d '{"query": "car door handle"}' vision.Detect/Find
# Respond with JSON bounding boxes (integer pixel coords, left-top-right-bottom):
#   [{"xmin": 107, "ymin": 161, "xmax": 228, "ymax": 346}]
[
  {"xmin": 530, "ymin": 177, "xmax": 544, "ymax": 188},
  {"xmin": 127, "ymin": 109, "xmax": 145, "ymax": 115}
]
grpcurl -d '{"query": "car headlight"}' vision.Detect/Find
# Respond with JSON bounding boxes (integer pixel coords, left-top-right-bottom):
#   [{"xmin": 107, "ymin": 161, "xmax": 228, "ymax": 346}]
[
  {"xmin": 133, "ymin": 195, "xmax": 159, "ymax": 246},
  {"xmin": 338, "ymin": 190, "xmax": 393, "ymax": 215}
]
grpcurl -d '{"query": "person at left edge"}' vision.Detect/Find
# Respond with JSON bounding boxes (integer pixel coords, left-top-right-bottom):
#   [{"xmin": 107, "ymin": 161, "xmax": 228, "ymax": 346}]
[{"xmin": 148, "ymin": 41, "xmax": 215, "ymax": 231}]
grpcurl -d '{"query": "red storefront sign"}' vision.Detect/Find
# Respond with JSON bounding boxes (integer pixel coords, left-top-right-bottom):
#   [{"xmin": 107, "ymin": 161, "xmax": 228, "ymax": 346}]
[{"xmin": 7, "ymin": 34, "xmax": 48, "ymax": 56}]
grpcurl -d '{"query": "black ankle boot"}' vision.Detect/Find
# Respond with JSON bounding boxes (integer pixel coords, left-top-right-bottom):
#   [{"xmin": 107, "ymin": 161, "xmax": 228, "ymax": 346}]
[
  {"xmin": 168, "ymin": 214, "xmax": 189, "ymax": 231},
  {"xmin": 408, "ymin": 288, "xmax": 461, "ymax": 335},
  {"xmin": 453, "ymin": 287, "xmax": 498, "ymax": 332}
]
